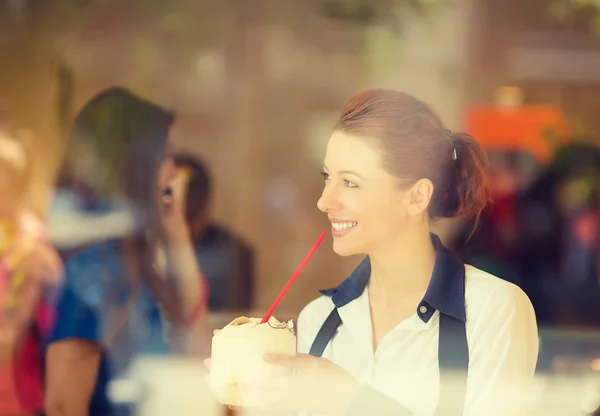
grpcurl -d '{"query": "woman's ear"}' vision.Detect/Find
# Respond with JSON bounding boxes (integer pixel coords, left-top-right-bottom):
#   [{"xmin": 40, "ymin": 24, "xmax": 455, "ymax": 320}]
[{"xmin": 406, "ymin": 178, "xmax": 434, "ymax": 216}]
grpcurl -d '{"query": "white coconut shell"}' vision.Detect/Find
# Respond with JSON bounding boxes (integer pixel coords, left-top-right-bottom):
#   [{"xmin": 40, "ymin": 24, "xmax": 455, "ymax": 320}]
[{"xmin": 209, "ymin": 316, "xmax": 296, "ymax": 407}]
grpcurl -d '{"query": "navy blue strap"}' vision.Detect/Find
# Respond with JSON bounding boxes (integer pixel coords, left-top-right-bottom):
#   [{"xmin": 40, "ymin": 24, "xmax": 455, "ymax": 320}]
[
  {"xmin": 309, "ymin": 308, "xmax": 342, "ymax": 357},
  {"xmin": 436, "ymin": 312, "xmax": 469, "ymax": 415}
]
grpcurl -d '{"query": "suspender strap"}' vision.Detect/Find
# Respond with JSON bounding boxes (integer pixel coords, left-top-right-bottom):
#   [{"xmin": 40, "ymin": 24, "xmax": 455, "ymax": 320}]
[
  {"xmin": 309, "ymin": 308, "xmax": 342, "ymax": 357},
  {"xmin": 309, "ymin": 308, "xmax": 469, "ymax": 415},
  {"xmin": 435, "ymin": 312, "xmax": 469, "ymax": 415}
]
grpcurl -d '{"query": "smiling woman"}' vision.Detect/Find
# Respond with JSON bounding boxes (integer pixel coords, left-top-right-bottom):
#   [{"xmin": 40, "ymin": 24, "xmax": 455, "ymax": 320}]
[
  {"xmin": 317, "ymin": 88, "xmax": 489, "ymax": 257},
  {"xmin": 247, "ymin": 89, "xmax": 538, "ymax": 416}
]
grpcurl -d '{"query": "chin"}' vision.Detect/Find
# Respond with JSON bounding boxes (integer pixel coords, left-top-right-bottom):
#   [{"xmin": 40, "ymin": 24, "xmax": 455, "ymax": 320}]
[{"xmin": 332, "ymin": 239, "xmax": 362, "ymax": 257}]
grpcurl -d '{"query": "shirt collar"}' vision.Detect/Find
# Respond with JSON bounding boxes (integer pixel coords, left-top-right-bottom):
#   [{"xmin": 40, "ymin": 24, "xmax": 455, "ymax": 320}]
[{"xmin": 319, "ymin": 233, "xmax": 466, "ymax": 323}]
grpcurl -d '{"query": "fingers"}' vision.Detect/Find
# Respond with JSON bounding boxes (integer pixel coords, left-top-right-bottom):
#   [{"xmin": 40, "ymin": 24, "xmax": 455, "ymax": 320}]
[
  {"xmin": 3, "ymin": 238, "xmax": 62, "ymax": 290},
  {"xmin": 262, "ymin": 352, "xmax": 289, "ymax": 365},
  {"xmin": 213, "ymin": 329, "xmax": 220, "ymax": 335},
  {"xmin": 263, "ymin": 353, "xmax": 318, "ymax": 370}
]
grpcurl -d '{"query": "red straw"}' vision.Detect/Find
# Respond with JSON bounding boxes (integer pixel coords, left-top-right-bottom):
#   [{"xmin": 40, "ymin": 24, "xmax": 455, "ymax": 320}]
[{"xmin": 261, "ymin": 230, "xmax": 328, "ymax": 324}]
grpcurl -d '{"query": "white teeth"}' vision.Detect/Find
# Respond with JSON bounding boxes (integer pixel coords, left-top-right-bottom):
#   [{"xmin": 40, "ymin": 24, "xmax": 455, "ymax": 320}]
[{"xmin": 331, "ymin": 222, "xmax": 357, "ymax": 231}]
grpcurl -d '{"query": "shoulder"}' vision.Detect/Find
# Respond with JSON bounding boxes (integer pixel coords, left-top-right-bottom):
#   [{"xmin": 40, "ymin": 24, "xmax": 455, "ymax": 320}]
[
  {"xmin": 60, "ymin": 240, "xmax": 124, "ymax": 306},
  {"xmin": 51, "ymin": 241, "xmax": 126, "ymax": 343},
  {"xmin": 464, "ymin": 264, "xmax": 537, "ymax": 330},
  {"xmin": 465, "ymin": 265, "xmax": 532, "ymax": 308}
]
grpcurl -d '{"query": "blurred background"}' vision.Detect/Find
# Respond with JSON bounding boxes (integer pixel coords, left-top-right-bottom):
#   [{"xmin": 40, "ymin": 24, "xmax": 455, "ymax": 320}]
[{"xmin": 3, "ymin": 0, "xmax": 600, "ymax": 414}]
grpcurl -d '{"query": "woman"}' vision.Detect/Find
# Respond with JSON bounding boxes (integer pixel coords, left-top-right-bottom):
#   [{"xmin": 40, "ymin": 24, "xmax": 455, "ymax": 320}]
[
  {"xmin": 250, "ymin": 90, "xmax": 538, "ymax": 415},
  {"xmin": 45, "ymin": 87, "xmax": 208, "ymax": 416},
  {"xmin": 0, "ymin": 130, "xmax": 62, "ymax": 415}
]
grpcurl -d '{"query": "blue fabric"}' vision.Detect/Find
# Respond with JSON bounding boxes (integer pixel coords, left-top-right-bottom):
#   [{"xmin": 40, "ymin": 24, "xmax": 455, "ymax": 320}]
[
  {"xmin": 319, "ymin": 233, "xmax": 466, "ymax": 323},
  {"xmin": 49, "ymin": 240, "xmax": 169, "ymax": 416}
]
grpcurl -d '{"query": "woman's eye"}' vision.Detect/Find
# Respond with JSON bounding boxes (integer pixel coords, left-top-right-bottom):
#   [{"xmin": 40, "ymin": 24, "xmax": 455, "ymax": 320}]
[
  {"xmin": 344, "ymin": 180, "xmax": 358, "ymax": 188},
  {"xmin": 320, "ymin": 171, "xmax": 330, "ymax": 181}
]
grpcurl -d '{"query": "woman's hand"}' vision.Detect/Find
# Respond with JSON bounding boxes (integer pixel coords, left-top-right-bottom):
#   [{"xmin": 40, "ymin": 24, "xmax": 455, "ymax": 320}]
[
  {"xmin": 0, "ymin": 212, "xmax": 62, "ymax": 313},
  {"xmin": 159, "ymin": 187, "xmax": 191, "ymax": 245},
  {"xmin": 254, "ymin": 353, "xmax": 361, "ymax": 414},
  {"xmin": 205, "ymin": 352, "xmax": 361, "ymax": 414},
  {"xmin": 0, "ymin": 212, "xmax": 60, "ymax": 365},
  {"xmin": 23, "ymin": 239, "xmax": 63, "ymax": 287},
  {"xmin": 157, "ymin": 186, "xmax": 208, "ymax": 349},
  {"xmin": 3, "ymin": 213, "xmax": 63, "ymax": 286}
]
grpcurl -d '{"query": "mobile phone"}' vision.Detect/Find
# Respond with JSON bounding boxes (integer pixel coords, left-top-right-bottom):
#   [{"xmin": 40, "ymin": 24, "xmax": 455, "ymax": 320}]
[{"xmin": 162, "ymin": 187, "xmax": 173, "ymax": 205}]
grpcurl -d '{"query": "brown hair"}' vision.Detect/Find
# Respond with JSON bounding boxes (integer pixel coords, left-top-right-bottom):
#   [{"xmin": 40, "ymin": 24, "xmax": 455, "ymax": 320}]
[
  {"xmin": 62, "ymin": 87, "xmax": 184, "ymax": 342},
  {"xmin": 335, "ymin": 89, "xmax": 490, "ymax": 224}
]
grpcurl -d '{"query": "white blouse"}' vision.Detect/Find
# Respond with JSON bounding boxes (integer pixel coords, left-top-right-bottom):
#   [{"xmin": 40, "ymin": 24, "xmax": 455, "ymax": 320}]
[{"xmin": 297, "ymin": 264, "xmax": 539, "ymax": 416}]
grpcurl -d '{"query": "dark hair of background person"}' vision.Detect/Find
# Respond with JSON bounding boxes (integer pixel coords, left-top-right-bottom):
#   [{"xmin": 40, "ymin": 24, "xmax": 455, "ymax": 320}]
[
  {"xmin": 172, "ymin": 153, "xmax": 256, "ymax": 311},
  {"xmin": 173, "ymin": 154, "xmax": 212, "ymax": 224}
]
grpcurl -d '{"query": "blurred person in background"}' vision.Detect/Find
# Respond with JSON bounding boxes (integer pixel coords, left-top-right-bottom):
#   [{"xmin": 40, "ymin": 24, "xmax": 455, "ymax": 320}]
[
  {"xmin": 517, "ymin": 141, "xmax": 600, "ymax": 327},
  {"xmin": 447, "ymin": 151, "xmax": 536, "ymax": 289},
  {"xmin": 174, "ymin": 154, "xmax": 255, "ymax": 311},
  {"xmin": 0, "ymin": 130, "xmax": 62, "ymax": 415},
  {"xmin": 45, "ymin": 87, "xmax": 208, "ymax": 416},
  {"xmin": 238, "ymin": 90, "xmax": 538, "ymax": 415}
]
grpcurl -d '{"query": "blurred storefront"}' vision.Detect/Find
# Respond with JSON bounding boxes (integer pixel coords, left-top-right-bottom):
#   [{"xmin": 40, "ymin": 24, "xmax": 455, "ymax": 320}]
[{"xmin": 468, "ymin": 0, "xmax": 600, "ymax": 138}]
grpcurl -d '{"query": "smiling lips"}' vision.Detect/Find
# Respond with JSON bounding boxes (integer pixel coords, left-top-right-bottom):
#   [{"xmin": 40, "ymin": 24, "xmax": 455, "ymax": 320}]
[{"xmin": 330, "ymin": 220, "xmax": 358, "ymax": 237}]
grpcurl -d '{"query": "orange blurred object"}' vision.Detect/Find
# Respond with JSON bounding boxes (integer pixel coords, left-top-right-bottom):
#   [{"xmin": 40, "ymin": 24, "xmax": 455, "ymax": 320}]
[{"xmin": 465, "ymin": 104, "xmax": 572, "ymax": 163}]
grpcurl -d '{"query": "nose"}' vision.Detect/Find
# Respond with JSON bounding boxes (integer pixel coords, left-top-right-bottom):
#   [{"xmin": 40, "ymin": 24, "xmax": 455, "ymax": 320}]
[{"xmin": 317, "ymin": 184, "xmax": 340, "ymax": 213}]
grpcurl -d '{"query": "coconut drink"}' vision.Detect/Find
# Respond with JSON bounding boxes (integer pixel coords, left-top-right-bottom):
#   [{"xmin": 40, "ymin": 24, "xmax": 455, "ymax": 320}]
[{"xmin": 209, "ymin": 316, "xmax": 296, "ymax": 407}]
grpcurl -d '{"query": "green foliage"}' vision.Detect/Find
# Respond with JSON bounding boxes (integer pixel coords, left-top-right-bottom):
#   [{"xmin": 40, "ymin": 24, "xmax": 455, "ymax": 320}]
[
  {"xmin": 548, "ymin": 0, "xmax": 600, "ymax": 35},
  {"xmin": 317, "ymin": 0, "xmax": 455, "ymax": 30}
]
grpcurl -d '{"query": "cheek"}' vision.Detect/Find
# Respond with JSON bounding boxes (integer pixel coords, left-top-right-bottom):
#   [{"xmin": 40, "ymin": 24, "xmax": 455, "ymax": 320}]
[
  {"xmin": 350, "ymin": 196, "xmax": 396, "ymax": 236},
  {"xmin": 366, "ymin": 201, "xmax": 405, "ymax": 232},
  {"xmin": 359, "ymin": 193, "xmax": 409, "ymax": 237},
  {"xmin": 159, "ymin": 159, "xmax": 177, "ymax": 186},
  {"xmin": 331, "ymin": 193, "xmax": 405, "ymax": 255}
]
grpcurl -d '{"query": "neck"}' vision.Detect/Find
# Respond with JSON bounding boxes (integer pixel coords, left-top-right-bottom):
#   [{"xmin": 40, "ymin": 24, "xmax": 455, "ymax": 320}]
[{"xmin": 368, "ymin": 223, "xmax": 436, "ymax": 300}]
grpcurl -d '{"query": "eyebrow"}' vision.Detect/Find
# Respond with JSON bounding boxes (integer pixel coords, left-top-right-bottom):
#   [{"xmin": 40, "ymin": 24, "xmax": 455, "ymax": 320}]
[
  {"xmin": 339, "ymin": 170, "xmax": 362, "ymax": 178},
  {"xmin": 323, "ymin": 165, "xmax": 362, "ymax": 179}
]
